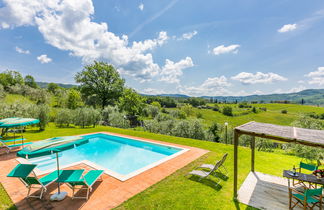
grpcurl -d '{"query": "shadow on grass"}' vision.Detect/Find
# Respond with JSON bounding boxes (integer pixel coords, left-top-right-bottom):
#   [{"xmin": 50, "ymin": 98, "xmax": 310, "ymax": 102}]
[
  {"xmin": 188, "ymin": 176, "xmax": 222, "ymax": 191},
  {"xmin": 213, "ymin": 171, "xmax": 229, "ymax": 181}
]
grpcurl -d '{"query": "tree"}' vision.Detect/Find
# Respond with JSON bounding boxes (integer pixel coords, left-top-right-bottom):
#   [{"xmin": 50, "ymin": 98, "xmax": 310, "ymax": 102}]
[
  {"xmin": 67, "ymin": 89, "xmax": 83, "ymax": 109},
  {"xmin": 47, "ymin": 83, "xmax": 60, "ymax": 94},
  {"xmin": 0, "ymin": 70, "xmax": 24, "ymax": 89},
  {"xmin": 75, "ymin": 61, "xmax": 125, "ymax": 108},
  {"xmin": 222, "ymin": 106, "xmax": 233, "ymax": 116},
  {"xmin": 24, "ymin": 75, "xmax": 38, "ymax": 88},
  {"xmin": 119, "ymin": 88, "xmax": 145, "ymax": 125}
]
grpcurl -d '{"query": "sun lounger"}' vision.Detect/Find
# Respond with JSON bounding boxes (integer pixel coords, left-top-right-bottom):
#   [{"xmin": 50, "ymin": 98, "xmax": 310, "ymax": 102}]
[
  {"xmin": 198, "ymin": 153, "xmax": 228, "ymax": 175},
  {"xmin": 186, "ymin": 160, "xmax": 222, "ymax": 184},
  {"xmin": 65, "ymin": 170, "xmax": 104, "ymax": 200},
  {"xmin": 0, "ymin": 137, "xmax": 31, "ymax": 153},
  {"xmin": 7, "ymin": 163, "xmax": 62, "ymax": 199}
]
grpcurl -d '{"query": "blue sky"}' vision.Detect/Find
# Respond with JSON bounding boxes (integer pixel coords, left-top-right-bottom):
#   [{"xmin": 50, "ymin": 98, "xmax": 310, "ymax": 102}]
[{"xmin": 0, "ymin": 0, "xmax": 324, "ymax": 96}]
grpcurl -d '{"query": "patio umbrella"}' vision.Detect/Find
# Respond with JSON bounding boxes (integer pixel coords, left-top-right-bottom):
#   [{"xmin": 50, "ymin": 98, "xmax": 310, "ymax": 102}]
[
  {"xmin": 0, "ymin": 118, "xmax": 40, "ymax": 128},
  {"xmin": 0, "ymin": 118, "xmax": 40, "ymax": 139},
  {"xmin": 17, "ymin": 136, "xmax": 90, "ymax": 201}
]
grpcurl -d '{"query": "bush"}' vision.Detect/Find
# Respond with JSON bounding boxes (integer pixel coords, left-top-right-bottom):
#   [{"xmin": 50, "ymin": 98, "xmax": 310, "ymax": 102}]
[
  {"xmin": 208, "ymin": 122, "xmax": 220, "ymax": 142},
  {"xmin": 196, "ymin": 112, "xmax": 203, "ymax": 119},
  {"xmin": 102, "ymin": 106, "xmax": 119, "ymax": 124},
  {"xmin": 169, "ymin": 109, "xmax": 186, "ymax": 119},
  {"xmin": 281, "ymin": 109, "xmax": 288, "ymax": 114},
  {"xmin": 171, "ymin": 120, "xmax": 191, "ymax": 138},
  {"xmin": 222, "ymin": 106, "xmax": 233, "ymax": 116},
  {"xmin": 154, "ymin": 113, "xmax": 173, "ymax": 122},
  {"xmin": 180, "ymin": 104, "xmax": 193, "ymax": 116},
  {"xmin": 159, "ymin": 120, "xmax": 176, "ymax": 135},
  {"xmin": 252, "ymin": 107, "xmax": 257, "ymax": 113},
  {"xmin": 37, "ymin": 104, "xmax": 50, "ymax": 130},
  {"xmin": 74, "ymin": 107, "xmax": 101, "ymax": 128},
  {"xmin": 55, "ymin": 109, "xmax": 73, "ymax": 127},
  {"xmin": 143, "ymin": 105, "xmax": 160, "ymax": 118},
  {"xmin": 212, "ymin": 105, "xmax": 220, "ymax": 112},
  {"xmin": 109, "ymin": 111, "xmax": 130, "ymax": 128},
  {"xmin": 188, "ymin": 120, "xmax": 205, "ymax": 140},
  {"xmin": 0, "ymin": 84, "xmax": 6, "ymax": 99},
  {"xmin": 143, "ymin": 120, "xmax": 160, "ymax": 133}
]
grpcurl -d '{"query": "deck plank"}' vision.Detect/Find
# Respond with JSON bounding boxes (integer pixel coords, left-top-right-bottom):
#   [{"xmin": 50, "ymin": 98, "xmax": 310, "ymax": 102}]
[{"xmin": 238, "ymin": 171, "xmax": 309, "ymax": 210}]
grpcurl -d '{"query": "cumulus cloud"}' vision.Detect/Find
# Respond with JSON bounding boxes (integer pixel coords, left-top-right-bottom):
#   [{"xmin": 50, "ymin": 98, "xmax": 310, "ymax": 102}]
[
  {"xmin": 138, "ymin": 3, "xmax": 144, "ymax": 11},
  {"xmin": 178, "ymin": 76, "xmax": 231, "ymax": 96},
  {"xmin": 278, "ymin": 23, "xmax": 297, "ymax": 33},
  {"xmin": 37, "ymin": 54, "xmax": 52, "ymax": 63},
  {"xmin": 0, "ymin": 0, "xmax": 193, "ymax": 82},
  {"xmin": 231, "ymin": 72, "xmax": 287, "ymax": 85},
  {"xmin": 140, "ymin": 88, "xmax": 165, "ymax": 95},
  {"xmin": 305, "ymin": 67, "xmax": 324, "ymax": 85},
  {"xmin": 212, "ymin": 44, "xmax": 240, "ymax": 55},
  {"xmin": 180, "ymin": 30, "xmax": 197, "ymax": 40},
  {"xmin": 160, "ymin": 57, "xmax": 194, "ymax": 83},
  {"xmin": 15, "ymin": 46, "xmax": 30, "ymax": 54}
]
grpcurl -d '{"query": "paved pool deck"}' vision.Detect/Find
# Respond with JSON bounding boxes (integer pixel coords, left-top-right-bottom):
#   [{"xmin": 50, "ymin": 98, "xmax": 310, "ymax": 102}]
[{"xmin": 0, "ymin": 132, "xmax": 208, "ymax": 210}]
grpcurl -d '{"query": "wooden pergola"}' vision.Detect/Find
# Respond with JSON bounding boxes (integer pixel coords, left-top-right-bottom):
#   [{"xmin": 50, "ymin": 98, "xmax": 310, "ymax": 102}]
[{"xmin": 233, "ymin": 121, "xmax": 324, "ymax": 198}]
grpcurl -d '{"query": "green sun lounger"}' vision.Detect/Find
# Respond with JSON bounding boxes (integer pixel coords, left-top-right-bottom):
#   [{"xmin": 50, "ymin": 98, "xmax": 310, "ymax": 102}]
[
  {"xmin": 1, "ymin": 138, "xmax": 31, "ymax": 153},
  {"xmin": 66, "ymin": 170, "xmax": 104, "ymax": 200},
  {"xmin": 7, "ymin": 163, "xmax": 62, "ymax": 199}
]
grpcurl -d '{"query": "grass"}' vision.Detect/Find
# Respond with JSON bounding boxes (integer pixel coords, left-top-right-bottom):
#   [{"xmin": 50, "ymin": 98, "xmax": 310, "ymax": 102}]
[
  {"xmin": 0, "ymin": 183, "xmax": 15, "ymax": 210},
  {"xmin": 172, "ymin": 103, "xmax": 324, "ymax": 127},
  {"xmin": 0, "ymin": 123, "xmax": 306, "ymax": 210}
]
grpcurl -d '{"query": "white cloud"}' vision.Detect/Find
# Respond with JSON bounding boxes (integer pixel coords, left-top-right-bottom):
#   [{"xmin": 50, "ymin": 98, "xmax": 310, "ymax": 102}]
[
  {"xmin": 305, "ymin": 67, "xmax": 324, "ymax": 85},
  {"xmin": 180, "ymin": 30, "xmax": 197, "ymax": 40},
  {"xmin": 274, "ymin": 85, "xmax": 306, "ymax": 94},
  {"xmin": 289, "ymin": 85, "xmax": 306, "ymax": 93},
  {"xmin": 231, "ymin": 72, "xmax": 287, "ymax": 85},
  {"xmin": 212, "ymin": 44, "xmax": 240, "ymax": 55},
  {"xmin": 253, "ymin": 90, "xmax": 263, "ymax": 95},
  {"xmin": 15, "ymin": 46, "xmax": 30, "ymax": 54},
  {"xmin": 278, "ymin": 23, "xmax": 297, "ymax": 33},
  {"xmin": 37, "ymin": 54, "xmax": 52, "ymax": 63},
  {"xmin": 140, "ymin": 88, "xmax": 164, "ymax": 95},
  {"xmin": 0, "ymin": 0, "xmax": 195, "ymax": 82},
  {"xmin": 160, "ymin": 57, "xmax": 194, "ymax": 83},
  {"xmin": 138, "ymin": 3, "xmax": 144, "ymax": 11},
  {"xmin": 178, "ymin": 76, "xmax": 231, "ymax": 96}
]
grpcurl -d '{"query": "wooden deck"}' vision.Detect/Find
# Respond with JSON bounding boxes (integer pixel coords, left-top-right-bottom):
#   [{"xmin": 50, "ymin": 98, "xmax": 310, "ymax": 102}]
[{"xmin": 238, "ymin": 171, "xmax": 305, "ymax": 210}]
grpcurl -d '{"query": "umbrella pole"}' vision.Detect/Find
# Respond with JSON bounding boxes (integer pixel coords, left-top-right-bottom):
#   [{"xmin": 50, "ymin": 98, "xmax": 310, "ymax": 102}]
[{"xmin": 56, "ymin": 152, "xmax": 60, "ymax": 194}]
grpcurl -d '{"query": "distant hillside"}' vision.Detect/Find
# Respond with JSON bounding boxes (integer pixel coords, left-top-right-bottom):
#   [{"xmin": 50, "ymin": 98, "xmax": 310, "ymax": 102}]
[
  {"xmin": 202, "ymin": 89, "xmax": 324, "ymax": 105},
  {"xmin": 36, "ymin": 82, "xmax": 77, "ymax": 89}
]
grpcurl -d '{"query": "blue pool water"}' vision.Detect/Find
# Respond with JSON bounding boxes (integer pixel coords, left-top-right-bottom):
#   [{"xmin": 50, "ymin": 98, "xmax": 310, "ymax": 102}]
[{"xmin": 28, "ymin": 133, "xmax": 182, "ymax": 176}]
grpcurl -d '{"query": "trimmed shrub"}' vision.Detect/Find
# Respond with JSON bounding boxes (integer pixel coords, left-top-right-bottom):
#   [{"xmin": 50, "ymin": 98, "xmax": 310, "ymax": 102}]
[{"xmin": 222, "ymin": 106, "xmax": 233, "ymax": 116}]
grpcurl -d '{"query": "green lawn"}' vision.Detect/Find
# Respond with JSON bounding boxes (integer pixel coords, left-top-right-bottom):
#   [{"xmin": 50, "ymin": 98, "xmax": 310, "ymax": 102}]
[
  {"xmin": 0, "ymin": 124, "xmax": 306, "ymax": 210},
  {"xmin": 181, "ymin": 103, "xmax": 324, "ymax": 126}
]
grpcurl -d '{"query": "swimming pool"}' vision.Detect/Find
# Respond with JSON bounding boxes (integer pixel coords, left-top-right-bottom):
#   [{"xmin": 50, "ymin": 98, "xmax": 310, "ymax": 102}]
[{"xmin": 18, "ymin": 133, "xmax": 188, "ymax": 181}]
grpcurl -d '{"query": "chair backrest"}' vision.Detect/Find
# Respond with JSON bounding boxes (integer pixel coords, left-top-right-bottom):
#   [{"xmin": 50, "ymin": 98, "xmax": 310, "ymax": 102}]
[
  {"xmin": 305, "ymin": 187, "xmax": 323, "ymax": 198},
  {"xmin": 219, "ymin": 153, "xmax": 228, "ymax": 166},
  {"xmin": 300, "ymin": 162, "xmax": 318, "ymax": 171},
  {"xmin": 209, "ymin": 160, "xmax": 222, "ymax": 175}
]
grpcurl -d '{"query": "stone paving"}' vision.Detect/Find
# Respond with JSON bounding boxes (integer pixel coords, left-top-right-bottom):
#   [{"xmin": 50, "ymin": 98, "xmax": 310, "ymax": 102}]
[{"xmin": 0, "ymin": 132, "xmax": 208, "ymax": 210}]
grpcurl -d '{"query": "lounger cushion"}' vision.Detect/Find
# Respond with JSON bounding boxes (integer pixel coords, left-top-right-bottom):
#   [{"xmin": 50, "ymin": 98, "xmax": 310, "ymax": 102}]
[
  {"xmin": 188, "ymin": 170, "xmax": 209, "ymax": 178},
  {"xmin": 68, "ymin": 170, "xmax": 104, "ymax": 187},
  {"xmin": 199, "ymin": 164, "xmax": 214, "ymax": 170}
]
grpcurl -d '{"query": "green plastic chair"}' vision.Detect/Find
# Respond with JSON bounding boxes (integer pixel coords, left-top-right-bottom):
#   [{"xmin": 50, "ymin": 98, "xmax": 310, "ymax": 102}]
[
  {"xmin": 65, "ymin": 170, "xmax": 104, "ymax": 200},
  {"xmin": 293, "ymin": 162, "xmax": 319, "ymax": 188},
  {"xmin": 7, "ymin": 164, "xmax": 62, "ymax": 199},
  {"xmin": 298, "ymin": 162, "xmax": 318, "ymax": 172},
  {"xmin": 289, "ymin": 187, "xmax": 323, "ymax": 209}
]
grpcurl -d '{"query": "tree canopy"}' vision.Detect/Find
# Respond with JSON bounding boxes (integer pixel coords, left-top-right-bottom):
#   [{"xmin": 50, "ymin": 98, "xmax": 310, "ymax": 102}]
[{"xmin": 75, "ymin": 61, "xmax": 125, "ymax": 108}]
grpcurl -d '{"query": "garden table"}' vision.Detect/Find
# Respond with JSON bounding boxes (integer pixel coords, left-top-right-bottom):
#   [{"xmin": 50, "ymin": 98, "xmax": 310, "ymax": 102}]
[{"xmin": 283, "ymin": 170, "xmax": 324, "ymax": 188}]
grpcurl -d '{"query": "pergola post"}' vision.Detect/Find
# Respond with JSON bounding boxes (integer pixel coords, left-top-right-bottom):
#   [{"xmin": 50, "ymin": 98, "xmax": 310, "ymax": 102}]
[
  {"xmin": 251, "ymin": 136, "xmax": 255, "ymax": 172},
  {"xmin": 233, "ymin": 130, "xmax": 239, "ymax": 199}
]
